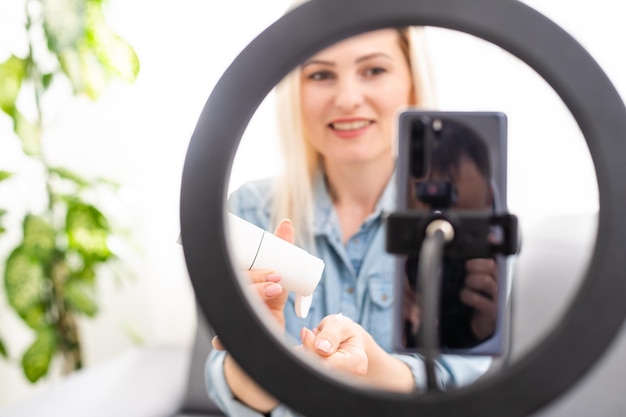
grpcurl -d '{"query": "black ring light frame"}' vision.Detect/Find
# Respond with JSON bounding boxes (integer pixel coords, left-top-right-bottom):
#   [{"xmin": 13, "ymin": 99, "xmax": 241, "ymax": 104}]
[{"xmin": 180, "ymin": 0, "xmax": 626, "ymax": 416}]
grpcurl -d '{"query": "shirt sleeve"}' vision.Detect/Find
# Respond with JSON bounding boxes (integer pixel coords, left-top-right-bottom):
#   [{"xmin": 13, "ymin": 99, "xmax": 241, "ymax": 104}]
[
  {"xmin": 391, "ymin": 353, "xmax": 492, "ymax": 391},
  {"xmin": 438, "ymin": 354, "xmax": 493, "ymax": 387},
  {"xmin": 206, "ymin": 349, "xmax": 491, "ymax": 416}
]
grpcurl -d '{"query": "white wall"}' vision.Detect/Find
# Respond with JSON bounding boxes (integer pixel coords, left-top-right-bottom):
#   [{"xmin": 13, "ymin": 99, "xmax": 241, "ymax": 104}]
[
  {"xmin": 0, "ymin": 0, "xmax": 624, "ymax": 407},
  {"xmin": 0, "ymin": 0, "xmax": 295, "ymax": 406}
]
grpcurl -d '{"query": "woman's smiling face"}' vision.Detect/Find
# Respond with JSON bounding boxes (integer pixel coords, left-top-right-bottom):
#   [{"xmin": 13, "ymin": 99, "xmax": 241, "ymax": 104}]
[{"xmin": 299, "ymin": 29, "xmax": 414, "ymax": 169}]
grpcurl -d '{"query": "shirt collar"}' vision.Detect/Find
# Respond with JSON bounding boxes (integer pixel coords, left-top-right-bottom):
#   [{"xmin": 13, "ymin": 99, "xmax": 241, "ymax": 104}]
[{"xmin": 312, "ymin": 168, "xmax": 397, "ymax": 236}]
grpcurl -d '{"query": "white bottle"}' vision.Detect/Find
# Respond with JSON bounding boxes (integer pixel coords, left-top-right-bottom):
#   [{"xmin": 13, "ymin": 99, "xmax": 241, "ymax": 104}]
[{"xmin": 227, "ymin": 213, "xmax": 325, "ymax": 318}]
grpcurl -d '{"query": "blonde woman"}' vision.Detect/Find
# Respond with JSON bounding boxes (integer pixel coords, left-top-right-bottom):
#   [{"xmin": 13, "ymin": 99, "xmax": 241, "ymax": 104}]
[{"xmin": 206, "ymin": 27, "xmax": 494, "ymax": 416}]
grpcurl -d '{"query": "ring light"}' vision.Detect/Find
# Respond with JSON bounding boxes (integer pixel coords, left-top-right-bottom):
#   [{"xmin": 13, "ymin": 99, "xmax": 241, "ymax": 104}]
[{"xmin": 180, "ymin": 0, "xmax": 626, "ymax": 415}]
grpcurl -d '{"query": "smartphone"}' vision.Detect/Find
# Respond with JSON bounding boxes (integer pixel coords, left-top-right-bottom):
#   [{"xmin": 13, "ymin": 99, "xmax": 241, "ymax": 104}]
[{"xmin": 389, "ymin": 110, "xmax": 513, "ymax": 356}]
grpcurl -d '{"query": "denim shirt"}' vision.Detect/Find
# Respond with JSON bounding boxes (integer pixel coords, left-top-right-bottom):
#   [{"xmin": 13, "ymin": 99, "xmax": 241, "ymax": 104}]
[{"xmin": 205, "ymin": 174, "xmax": 491, "ymax": 417}]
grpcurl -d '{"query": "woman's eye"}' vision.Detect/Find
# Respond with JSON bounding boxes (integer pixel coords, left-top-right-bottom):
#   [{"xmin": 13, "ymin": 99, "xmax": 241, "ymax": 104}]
[
  {"xmin": 364, "ymin": 67, "xmax": 387, "ymax": 77},
  {"xmin": 308, "ymin": 71, "xmax": 334, "ymax": 81}
]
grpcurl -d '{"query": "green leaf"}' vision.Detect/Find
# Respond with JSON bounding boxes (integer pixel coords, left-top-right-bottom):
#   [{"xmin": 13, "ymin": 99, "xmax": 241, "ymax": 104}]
[
  {"xmin": 0, "ymin": 209, "xmax": 6, "ymax": 234},
  {"xmin": 0, "ymin": 55, "xmax": 27, "ymax": 115},
  {"xmin": 71, "ymin": 260, "xmax": 96, "ymax": 285},
  {"xmin": 41, "ymin": 0, "xmax": 87, "ymax": 53},
  {"xmin": 93, "ymin": 176, "xmax": 120, "ymax": 189},
  {"xmin": 0, "ymin": 336, "xmax": 8, "ymax": 359},
  {"xmin": 66, "ymin": 201, "xmax": 111, "ymax": 262},
  {"xmin": 64, "ymin": 280, "xmax": 97, "ymax": 317},
  {"xmin": 22, "ymin": 214, "xmax": 56, "ymax": 261},
  {"xmin": 88, "ymin": 25, "xmax": 140, "ymax": 84},
  {"xmin": 0, "ymin": 57, "xmax": 39, "ymax": 155},
  {"xmin": 4, "ymin": 247, "xmax": 48, "ymax": 329},
  {"xmin": 21, "ymin": 327, "xmax": 57, "ymax": 383},
  {"xmin": 42, "ymin": 73, "xmax": 54, "ymax": 90},
  {"xmin": 54, "ymin": 1, "xmax": 139, "ymax": 99},
  {"xmin": 14, "ymin": 110, "xmax": 41, "ymax": 156},
  {"xmin": 49, "ymin": 166, "xmax": 89, "ymax": 188},
  {"xmin": 0, "ymin": 171, "xmax": 12, "ymax": 182}
]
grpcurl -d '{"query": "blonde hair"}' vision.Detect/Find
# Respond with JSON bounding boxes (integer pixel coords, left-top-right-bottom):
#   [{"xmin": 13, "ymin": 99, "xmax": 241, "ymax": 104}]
[{"xmin": 271, "ymin": 26, "xmax": 437, "ymax": 249}]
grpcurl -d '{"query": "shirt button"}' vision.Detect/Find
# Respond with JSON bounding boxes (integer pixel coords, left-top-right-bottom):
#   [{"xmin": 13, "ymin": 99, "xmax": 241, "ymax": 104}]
[
  {"xmin": 381, "ymin": 294, "xmax": 389, "ymax": 301},
  {"xmin": 347, "ymin": 287, "xmax": 355, "ymax": 294}
]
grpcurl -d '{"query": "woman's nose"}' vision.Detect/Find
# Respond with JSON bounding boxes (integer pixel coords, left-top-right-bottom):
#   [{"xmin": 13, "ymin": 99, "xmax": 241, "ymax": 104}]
[{"xmin": 333, "ymin": 77, "xmax": 364, "ymax": 111}]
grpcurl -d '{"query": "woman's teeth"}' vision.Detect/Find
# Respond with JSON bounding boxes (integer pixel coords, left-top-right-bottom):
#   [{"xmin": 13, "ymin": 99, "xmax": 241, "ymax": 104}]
[{"xmin": 331, "ymin": 120, "xmax": 371, "ymax": 131}]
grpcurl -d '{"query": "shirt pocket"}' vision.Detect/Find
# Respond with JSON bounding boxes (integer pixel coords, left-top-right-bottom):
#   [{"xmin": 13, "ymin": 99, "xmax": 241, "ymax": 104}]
[{"xmin": 366, "ymin": 273, "xmax": 395, "ymax": 351}]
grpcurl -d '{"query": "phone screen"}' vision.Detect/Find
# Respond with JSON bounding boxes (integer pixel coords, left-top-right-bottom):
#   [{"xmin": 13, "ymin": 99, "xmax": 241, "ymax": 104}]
[{"xmin": 391, "ymin": 110, "xmax": 511, "ymax": 356}]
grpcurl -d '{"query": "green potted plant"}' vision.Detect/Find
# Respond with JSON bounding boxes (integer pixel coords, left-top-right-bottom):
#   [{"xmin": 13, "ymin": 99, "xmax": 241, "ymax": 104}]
[{"xmin": 0, "ymin": 0, "xmax": 139, "ymax": 382}]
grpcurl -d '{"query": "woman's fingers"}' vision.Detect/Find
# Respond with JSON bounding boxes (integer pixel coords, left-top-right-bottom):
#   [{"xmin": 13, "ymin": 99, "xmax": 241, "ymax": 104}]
[
  {"xmin": 314, "ymin": 315, "xmax": 368, "ymax": 370},
  {"xmin": 300, "ymin": 327, "xmax": 316, "ymax": 349},
  {"xmin": 465, "ymin": 258, "xmax": 497, "ymax": 277},
  {"xmin": 463, "ymin": 259, "xmax": 498, "ymax": 340},
  {"xmin": 464, "ymin": 258, "xmax": 498, "ymax": 299},
  {"xmin": 274, "ymin": 218, "xmax": 295, "ymax": 244},
  {"xmin": 299, "ymin": 318, "xmax": 368, "ymax": 376},
  {"xmin": 312, "ymin": 314, "xmax": 355, "ymax": 356},
  {"xmin": 243, "ymin": 218, "xmax": 294, "ymax": 302},
  {"xmin": 229, "ymin": 218, "xmax": 294, "ymax": 333},
  {"xmin": 245, "ymin": 270, "xmax": 285, "ymax": 301},
  {"xmin": 460, "ymin": 287, "xmax": 495, "ymax": 313},
  {"xmin": 247, "ymin": 269, "xmax": 280, "ymax": 284},
  {"xmin": 464, "ymin": 273, "xmax": 497, "ymax": 299}
]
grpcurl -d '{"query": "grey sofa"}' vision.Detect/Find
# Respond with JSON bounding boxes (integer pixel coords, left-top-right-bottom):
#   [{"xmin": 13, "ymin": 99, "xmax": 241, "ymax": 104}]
[
  {"xmin": 0, "ymin": 307, "xmax": 224, "ymax": 417},
  {"xmin": 2, "ymin": 212, "xmax": 624, "ymax": 417}
]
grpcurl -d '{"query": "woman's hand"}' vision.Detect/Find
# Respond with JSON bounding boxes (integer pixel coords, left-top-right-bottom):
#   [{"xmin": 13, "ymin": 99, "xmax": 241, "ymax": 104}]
[
  {"xmin": 253, "ymin": 219, "xmax": 295, "ymax": 330},
  {"xmin": 247, "ymin": 268, "xmax": 288, "ymax": 331},
  {"xmin": 212, "ymin": 218, "xmax": 294, "ymax": 350},
  {"xmin": 211, "ymin": 219, "xmax": 296, "ymax": 413},
  {"xmin": 461, "ymin": 258, "xmax": 498, "ymax": 341},
  {"xmin": 299, "ymin": 314, "xmax": 414, "ymax": 392},
  {"xmin": 300, "ymin": 314, "xmax": 369, "ymax": 377}
]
